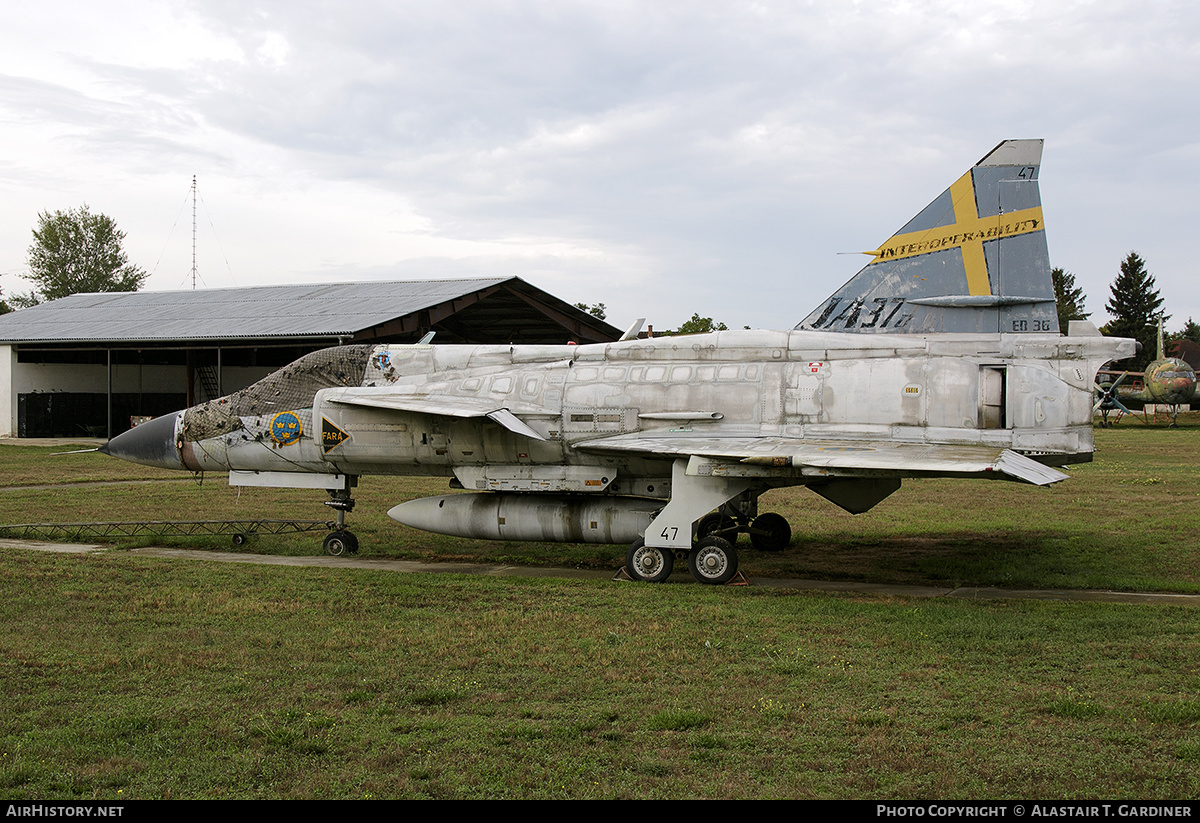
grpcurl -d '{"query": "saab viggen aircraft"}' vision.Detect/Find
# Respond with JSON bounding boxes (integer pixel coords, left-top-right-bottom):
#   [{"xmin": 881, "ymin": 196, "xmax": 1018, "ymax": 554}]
[{"xmin": 101, "ymin": 139, "xmax": 1134, "ymax": 584}]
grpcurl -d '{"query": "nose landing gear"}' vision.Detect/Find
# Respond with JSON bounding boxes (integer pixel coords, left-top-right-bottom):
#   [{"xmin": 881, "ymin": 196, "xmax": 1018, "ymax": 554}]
[{"xmin": 322, "ymin": 479, "xmax": 359, "ymax": 556}]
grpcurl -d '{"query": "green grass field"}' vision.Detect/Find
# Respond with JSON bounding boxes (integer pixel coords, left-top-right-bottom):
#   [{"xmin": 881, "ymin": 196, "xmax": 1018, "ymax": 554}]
[{"xmin": 1, "ymin": 418, "xmax": 1198, "ymax": 798}]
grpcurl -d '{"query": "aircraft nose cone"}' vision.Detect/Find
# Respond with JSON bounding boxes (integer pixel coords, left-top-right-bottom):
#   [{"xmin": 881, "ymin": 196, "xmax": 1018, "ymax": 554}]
[
  {"xmin": 99, "ymin": 411, "xmax": 185, "ymax": 470},
  {"xmin": 1146, "ymin": 359, "xmax": 1198, "ymax": 405}
]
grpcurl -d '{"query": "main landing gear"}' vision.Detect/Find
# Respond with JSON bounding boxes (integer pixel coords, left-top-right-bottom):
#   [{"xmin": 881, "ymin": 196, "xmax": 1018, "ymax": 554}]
[
  {"xmin": 622, "ymin": 460, "xmax": 795, "ymax": 585},
  {"xmin": 625, "ymin": 507, "xmax": 792, "ymax": 586},
  {"xmin": 624, "ymin": 533, "xmax": 743, "ymax": 586},
  {"xmin": 625, "ymin": 538, "xmax": 674, "ymax": 583},
  {"xmin": 687, "ymin": 535, "xmax": 739, "ymax": 585},
  {"xmin": 697, "ymin": 509, "xmax": 792, "ymax": 553}
]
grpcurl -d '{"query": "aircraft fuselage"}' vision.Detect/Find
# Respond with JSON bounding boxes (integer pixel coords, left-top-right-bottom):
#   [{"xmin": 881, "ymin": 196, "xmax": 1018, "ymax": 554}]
[{"xmin": 168, "ymin": 327, "xmax": 1124, "ymax": 483}]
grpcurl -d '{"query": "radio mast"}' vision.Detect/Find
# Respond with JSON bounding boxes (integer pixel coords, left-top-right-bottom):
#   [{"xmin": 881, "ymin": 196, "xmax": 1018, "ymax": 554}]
[{"xmin": 190, "ymin": 175, "xmax": 198, "ymax": 289}]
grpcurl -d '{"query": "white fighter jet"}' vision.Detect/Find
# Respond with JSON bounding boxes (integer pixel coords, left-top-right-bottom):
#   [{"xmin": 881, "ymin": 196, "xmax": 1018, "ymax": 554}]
[{"xmin": 102, "ymin": 140, "xmax": 1134, "ymax": 584}]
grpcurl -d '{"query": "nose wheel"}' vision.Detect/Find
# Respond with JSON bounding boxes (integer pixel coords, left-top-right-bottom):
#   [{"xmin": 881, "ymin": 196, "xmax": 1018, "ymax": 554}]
[
  {"xmin": 323, "ymin": 530, "xmax": 359, "ymax": 556},
  {"xmin": 322, "ymin": 480, "xmax": 359, "ymax": 556}
]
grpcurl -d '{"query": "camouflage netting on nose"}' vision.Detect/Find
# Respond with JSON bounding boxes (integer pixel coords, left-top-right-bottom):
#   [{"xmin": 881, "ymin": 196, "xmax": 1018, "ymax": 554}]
[{"xmin": 181, "ymin": 345, "xmax": 375, "ymax": 442}]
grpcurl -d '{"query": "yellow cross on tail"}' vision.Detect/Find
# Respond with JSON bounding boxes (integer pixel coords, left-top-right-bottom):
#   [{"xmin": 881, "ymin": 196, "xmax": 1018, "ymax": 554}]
[{"xmin": 865, "ymin": 170, "xmax": 1044, "ymax": 297}]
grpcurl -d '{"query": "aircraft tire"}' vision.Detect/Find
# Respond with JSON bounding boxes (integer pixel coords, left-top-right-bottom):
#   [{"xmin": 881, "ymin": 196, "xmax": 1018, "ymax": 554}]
[
  {"xmin": 324, "ymin": 530, "xmax": 358, "ymax": 557},
  {"xmin": 625, "ymin": 538, "xmax": 673, "ymax": 583},
  {"xmin": 697, "ymin": 511, "xmax": 739, "ymax": 543},
  {"xmin": 688, "ymin": 535, "xmax": 738, "ymax": 585},
  {"xmin": 749, "ymin": 513, "xmax": 791, "ymax": 552}
]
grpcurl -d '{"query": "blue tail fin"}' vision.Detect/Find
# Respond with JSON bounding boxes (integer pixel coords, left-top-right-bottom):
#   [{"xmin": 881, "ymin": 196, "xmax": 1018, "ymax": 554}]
[{"xmin": 798, "ymin": 139, "xmax": 1058, "ymax": 334}]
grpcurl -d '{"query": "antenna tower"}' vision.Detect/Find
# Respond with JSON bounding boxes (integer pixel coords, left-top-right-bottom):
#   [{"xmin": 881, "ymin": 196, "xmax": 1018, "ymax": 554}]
[{"xmin": 190, "ymin": 175, "xmax": 198, "ymax": 289}]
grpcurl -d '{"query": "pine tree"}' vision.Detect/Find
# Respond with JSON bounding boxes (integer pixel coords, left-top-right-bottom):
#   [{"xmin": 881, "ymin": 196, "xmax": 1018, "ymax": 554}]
[
  {"xmin": 1051, "ymin": 267, "xmax": 1089, "ymax": 331},
  {"xmin": 1104, "ymin": 251, "xmax": 1164, "ymax": 369},
  {"xmin": 1176, "ymin": 318, "xmax": 1200, "ymax": 345}
]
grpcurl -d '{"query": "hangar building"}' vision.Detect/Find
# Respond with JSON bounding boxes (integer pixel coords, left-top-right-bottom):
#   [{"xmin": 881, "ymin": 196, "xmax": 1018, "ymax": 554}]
[{"xmin": 0, "ymin": 277, "xmax": 619, "ymax": 438}]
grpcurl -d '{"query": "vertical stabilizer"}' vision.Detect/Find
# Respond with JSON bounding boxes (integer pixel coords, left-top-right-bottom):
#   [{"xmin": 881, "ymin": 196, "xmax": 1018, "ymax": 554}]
[{"xmin": 798, "ymin": 139, "xmax": 1058, "ymax": 334}]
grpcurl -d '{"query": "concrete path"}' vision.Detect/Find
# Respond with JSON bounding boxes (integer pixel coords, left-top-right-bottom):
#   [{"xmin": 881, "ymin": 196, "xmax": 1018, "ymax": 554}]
[{"xmin": 4, "ymin": 537, "xmax": 1198, "ymax": 606}]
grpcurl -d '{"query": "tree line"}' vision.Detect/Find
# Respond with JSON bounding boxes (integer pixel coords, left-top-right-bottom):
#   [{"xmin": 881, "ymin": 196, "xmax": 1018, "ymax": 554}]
[{"xmin": 1054, "ymin": 251, "xmax": 1195, "ymax": 371}]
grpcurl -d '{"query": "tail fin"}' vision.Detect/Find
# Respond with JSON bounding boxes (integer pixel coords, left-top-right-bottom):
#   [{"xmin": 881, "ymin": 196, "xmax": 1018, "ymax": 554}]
[{"xmin": 798, "ymin": 139, "xmax": 1058, "ymax": 334}]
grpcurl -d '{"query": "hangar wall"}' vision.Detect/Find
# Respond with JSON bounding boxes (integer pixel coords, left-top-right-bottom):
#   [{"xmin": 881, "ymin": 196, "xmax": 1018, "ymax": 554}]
[
  {"xmin": 1, "ymin": 352, "xmax": 279, "ymax": 438},
  {"xmin": 14, "ymin": 361, "xmax": 177, "ymax": 394},
  {"xmin": 0, "ymin": 346, "xmax": 13, "ymax": 438}
]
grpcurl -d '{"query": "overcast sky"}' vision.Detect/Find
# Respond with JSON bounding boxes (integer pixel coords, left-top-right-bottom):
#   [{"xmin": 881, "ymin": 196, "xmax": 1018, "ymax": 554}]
[{"xmin": 1, "ymin": 0, "xmax": 1196, "ymax": 333}]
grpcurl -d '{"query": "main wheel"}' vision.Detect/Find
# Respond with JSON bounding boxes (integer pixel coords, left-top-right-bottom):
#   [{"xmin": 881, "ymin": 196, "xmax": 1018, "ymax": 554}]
[
  {"xmin": 324, "ymin": 530, "xmax": 358, "ymax": 556},
  {"xmin": 625, "ymin": 538, "xmax": 674, "ymax": 583},
  {"xmin": 749, "ymin": 512, "xmax": 791, "ymax": 552},
  {"xmin": 697, "ymin": 511, "xmax": 739, "ymax": 543},
  {"xmin": 688, "ymin": 535, "xmax": 738, "ymax": 585}
]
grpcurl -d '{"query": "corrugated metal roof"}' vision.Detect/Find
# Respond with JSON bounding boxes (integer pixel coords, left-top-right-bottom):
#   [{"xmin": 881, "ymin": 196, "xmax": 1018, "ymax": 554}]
[{"xmin": 0, "ymin": 277, "xmax": 514, "ymax": 343}]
